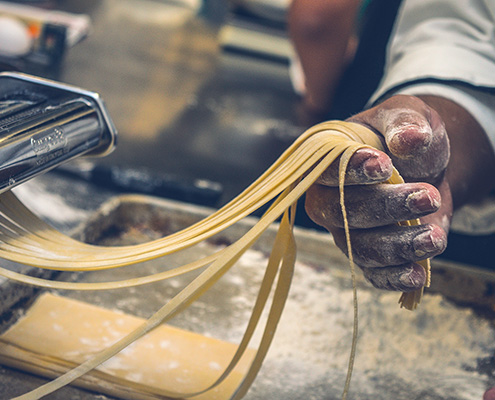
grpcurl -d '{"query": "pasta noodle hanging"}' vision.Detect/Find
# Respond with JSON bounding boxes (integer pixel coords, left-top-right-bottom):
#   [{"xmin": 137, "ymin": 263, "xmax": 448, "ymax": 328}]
[{"xmin": 0, "ymin": 121, "xmax": 430, "ymax": 400}]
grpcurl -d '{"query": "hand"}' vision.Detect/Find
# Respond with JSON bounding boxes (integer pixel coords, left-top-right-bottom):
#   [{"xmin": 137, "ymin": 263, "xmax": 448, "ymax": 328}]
[{"xmin": 305, "ymin": 95, "xmax": 452, "ymax": 292}]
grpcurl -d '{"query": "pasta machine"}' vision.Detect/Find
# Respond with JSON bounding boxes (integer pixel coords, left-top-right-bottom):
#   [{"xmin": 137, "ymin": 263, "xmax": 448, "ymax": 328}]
[
  {"xmin": 0, "ymin": 71, "xmax": 117, "ymax": 194},
  {"xmin": 0, "ymin": 72, "xmax": 223, "ymax": 206}
]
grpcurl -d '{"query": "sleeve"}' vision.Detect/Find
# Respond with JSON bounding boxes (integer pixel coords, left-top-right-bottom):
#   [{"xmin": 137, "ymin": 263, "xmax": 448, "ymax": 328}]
[
  {"xmin": 368, "ymin": 0, "xmax": 495, "ymax": 150},
  {"xmin": 394, "ymin": 83, "xmax": 495, "ymax": 152}
]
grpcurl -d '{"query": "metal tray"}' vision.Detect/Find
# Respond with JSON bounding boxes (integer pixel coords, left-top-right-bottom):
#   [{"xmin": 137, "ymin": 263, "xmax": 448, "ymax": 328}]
[{"xmin": 1, "ymin": 194, "xmax": 495, "ymax": 400}]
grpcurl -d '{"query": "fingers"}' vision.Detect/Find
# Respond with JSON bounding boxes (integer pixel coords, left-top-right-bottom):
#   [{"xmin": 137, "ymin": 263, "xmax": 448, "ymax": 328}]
[
  {"xmin": 318, "ymin": 95, "xmax": 449, "ymax": 187},
  {"xmin": 305, "ymin": 94, "xmax": 453, "ymax": 293},
  {"xmin": 316, "ymin": 147, "xmax": 393, "ymax": 186},
  {"xmin": 349, "ymin": 95, "xmax": 450, "ymax": 183},
  {"xmin": 330, "ymin": 223, "xmax": 447, "ymax": 268},
  {"xmin": 361, "ymin": 264, "xmax": 427, "ymax": 292},
  {"xmin": 305, "ymin": 178, "xmax": 447, "ymax": 292},
  {"xmin": 332, "ymin": 223, "xmax": 447, "ymax": 292},
  {"xmin": 305, "ymin": 182, "xmax": 441, "ymax": 229}
]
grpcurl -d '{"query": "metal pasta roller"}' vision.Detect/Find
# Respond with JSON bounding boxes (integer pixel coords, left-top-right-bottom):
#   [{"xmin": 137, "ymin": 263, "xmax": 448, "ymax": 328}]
[{"xmin": 0, "ymin": 71, "xmax": 117, "ymax": 193}]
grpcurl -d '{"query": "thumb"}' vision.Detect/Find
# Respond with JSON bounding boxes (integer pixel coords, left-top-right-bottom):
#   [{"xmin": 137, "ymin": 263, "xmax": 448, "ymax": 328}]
[{"xmin": 350, "ymin": 95, "xmax": 450, "ymax": 183}]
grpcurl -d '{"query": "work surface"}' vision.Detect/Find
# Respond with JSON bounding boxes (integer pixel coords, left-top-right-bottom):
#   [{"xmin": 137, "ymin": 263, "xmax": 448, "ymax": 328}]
[
  {"xmin": 0, "ymin": 174, "xmax": 494, "ymax": 400},
  {"xmin": 0, "ymin": 1, "xmax": 494, "ymax": 398},
  {"xmin": 55, "ymin": 0, "xmax": 299, "ymax": 207}
]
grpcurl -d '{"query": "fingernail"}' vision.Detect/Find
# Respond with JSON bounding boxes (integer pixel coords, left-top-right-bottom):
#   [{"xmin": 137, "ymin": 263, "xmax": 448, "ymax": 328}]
[
  {"xmin": 387, "ymin": 122, "xmax": 432, "ymax": 157},
  {"xmin": 399, "ymin": 266, "xmax": 426, "ymax": 291},
  {"xmin": 362, "ymin": 152, "xmax": 392, "ymax": 181},
  {"xmin": 406, "ymin": 189, "xmax": 440, "ymax": 213},
  {"xmin": 413, "ymin": 229, "xmax": 443, "ymax": 258}
]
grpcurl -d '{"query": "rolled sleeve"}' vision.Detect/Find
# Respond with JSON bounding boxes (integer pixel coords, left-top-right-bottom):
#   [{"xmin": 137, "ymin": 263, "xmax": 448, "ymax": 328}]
[
  {"xmin": 368, "ymin": 0, "xmax": 495, "ymax": 152},
  {"xmin": 370, "ymin": 0, "xmax": 495, "ymax": 100},
  {"xmin": 394, "ymin": 83, "xmax": 495, "ymax": 153}
]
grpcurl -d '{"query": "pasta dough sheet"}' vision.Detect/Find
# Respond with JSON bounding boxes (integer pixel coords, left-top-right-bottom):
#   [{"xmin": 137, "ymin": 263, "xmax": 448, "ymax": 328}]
[{"xmin": 0, "ymin": 293, "xmax": 256, "ymax": 400}]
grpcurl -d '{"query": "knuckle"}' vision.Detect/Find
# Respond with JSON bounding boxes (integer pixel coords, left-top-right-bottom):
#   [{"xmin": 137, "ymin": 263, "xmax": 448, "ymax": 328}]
[{"xmin": 304, "ymin": 185, "xmax": 343, "ymax": 228}]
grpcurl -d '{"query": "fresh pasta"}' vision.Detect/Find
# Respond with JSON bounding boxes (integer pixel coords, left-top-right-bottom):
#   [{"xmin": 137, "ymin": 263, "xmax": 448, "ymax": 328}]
[{"xmin": 0, "ymin": 121, "xmax": 430, "ymax": 400}]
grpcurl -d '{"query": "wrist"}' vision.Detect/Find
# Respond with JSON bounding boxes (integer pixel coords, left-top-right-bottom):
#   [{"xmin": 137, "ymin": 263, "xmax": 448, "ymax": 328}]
[{"xmin": 417, "ymin": 95, "xmax": 495, "ymax": 209}]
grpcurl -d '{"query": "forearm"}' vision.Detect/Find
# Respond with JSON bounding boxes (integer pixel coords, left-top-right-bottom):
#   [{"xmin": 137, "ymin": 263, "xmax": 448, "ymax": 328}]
[
  {"xmin": 365, "ymin": 0, "xmax": 495, "ymax": 208},
  {"xmin": 288, "ymin": 0, "xmax": 361, "ymax": 113},
  {"xmin": 417, "ymin": 95, "xmax": 495, "ymax": 209}
]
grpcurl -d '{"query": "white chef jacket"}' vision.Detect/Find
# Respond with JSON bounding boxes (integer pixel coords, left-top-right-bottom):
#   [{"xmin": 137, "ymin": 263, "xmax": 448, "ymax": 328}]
[{"xmin": 368, "ymin": 0, "xmax": 495, "ymax": 234}]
